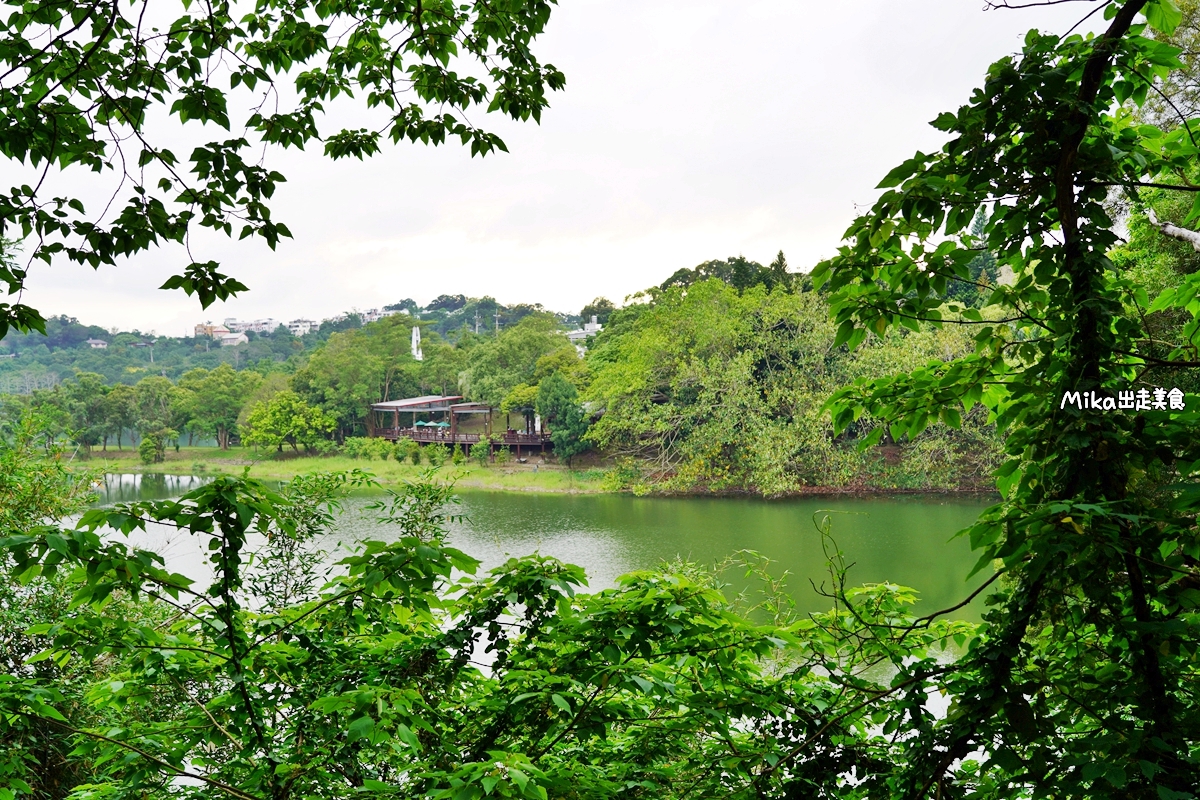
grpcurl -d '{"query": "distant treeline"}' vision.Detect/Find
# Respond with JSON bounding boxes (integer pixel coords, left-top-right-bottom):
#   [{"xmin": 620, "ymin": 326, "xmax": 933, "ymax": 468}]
[
  {"xmin": 0, "ymin": 251, "xmax": 1006, "ymax": 492},
  {"xmin": 0, "ymin": 295, "xmax": 598, "ymax": 389}
]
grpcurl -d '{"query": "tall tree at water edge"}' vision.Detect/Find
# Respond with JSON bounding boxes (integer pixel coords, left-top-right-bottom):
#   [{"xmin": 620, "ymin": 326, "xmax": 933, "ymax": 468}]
[
  {"xmin": 813, "ymin": 0, "xmax": 1200, "ymax": 793},
  {"xmin": 0, "ymin": 0, "xmax": 564, "ymax": 337}
]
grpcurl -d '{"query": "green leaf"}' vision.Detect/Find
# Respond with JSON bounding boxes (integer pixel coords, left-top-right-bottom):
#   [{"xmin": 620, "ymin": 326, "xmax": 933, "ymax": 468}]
[{"xmin": 1144, "ymin": 0, "xmax": 1183, "ymax": 34}]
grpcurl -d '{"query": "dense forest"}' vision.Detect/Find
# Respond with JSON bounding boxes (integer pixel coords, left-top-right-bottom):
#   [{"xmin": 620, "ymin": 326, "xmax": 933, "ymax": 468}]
[
  {"xmin": 2, "ymin": 203, "xmax": 1188, "ymax": 496},
  {"xmin": 0, "ymin": 252, "xmax": 1007, "ymax": 493},
  {"xmin": 0, "ymin": 296, "xmax": 578, "ymax": 390}
]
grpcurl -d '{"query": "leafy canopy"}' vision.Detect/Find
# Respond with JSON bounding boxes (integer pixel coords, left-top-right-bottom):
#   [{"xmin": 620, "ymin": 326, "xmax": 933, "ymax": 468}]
[
  {"xmin": 811, "ymin": 0, "xmax": 1200, "ymax": 793},
  {"xmin": 0, "ymin": 0, "xmax": 565, "ymax": 337}
]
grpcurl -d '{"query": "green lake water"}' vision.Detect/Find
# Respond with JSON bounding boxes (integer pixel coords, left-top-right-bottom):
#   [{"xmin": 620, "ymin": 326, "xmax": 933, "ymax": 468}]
[{"xmin": 98, "ymin": 475, "xmax": 994, "ymax": 620}]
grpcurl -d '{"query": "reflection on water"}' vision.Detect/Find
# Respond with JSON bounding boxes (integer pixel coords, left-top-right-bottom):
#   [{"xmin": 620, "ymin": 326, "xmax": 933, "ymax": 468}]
[
  {"xmin": 97, "ymin": 474, "xmax": 995, "ymax": 620},
  {"xmin": 93, "ymin": 473, "xmax": 212, "ymax": 505},
  {"xmin": 332, "ymin": 491, "xmax": 993, "ymax": 619}
]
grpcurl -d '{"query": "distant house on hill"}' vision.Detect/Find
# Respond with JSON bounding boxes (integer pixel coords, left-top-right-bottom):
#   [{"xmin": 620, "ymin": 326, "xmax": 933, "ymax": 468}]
[
  {"xmin": 220, "ymin": 332, "xmax": 248, "ymax": 347},
  {"xmin": 361, "ymin": 308, "xmax": 401, "ymax": 324},
  {"xmin": 223, "ymin": 317, "xmax": 281, "ymax": 333},
  {"xmin": 85, "ymin": 338, "xmax": 108, "ymax": 349},
  {"xmin": 287, "ymin": 318, "xmax": 315, "ymax": 336},
  {"xmin": 566, "ymin": 316, "xmax": 603, "ymax": 354},
  {"xmin": 195, "ymin": 323, "xmax": 231, "ymax": 339}
]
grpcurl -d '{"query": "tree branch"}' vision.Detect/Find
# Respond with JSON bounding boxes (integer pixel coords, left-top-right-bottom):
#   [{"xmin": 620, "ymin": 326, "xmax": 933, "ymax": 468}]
[{"xmin": 1145, "ymin": 207, "xmax": 1200, "ymax": 252}]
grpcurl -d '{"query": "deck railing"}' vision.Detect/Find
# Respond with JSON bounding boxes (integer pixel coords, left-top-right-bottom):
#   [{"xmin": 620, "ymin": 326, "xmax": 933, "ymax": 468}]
[{"xmin": 375, "ymin": 428, "xmax": 550, "ymax": 446}]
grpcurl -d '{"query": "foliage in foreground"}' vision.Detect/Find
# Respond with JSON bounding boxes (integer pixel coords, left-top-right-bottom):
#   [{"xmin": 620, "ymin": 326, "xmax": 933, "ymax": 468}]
[
  {"xmin": 0, "ymin": 0, "xmax": 565, "ymax": 338},
  {"xmin": 812, "ymin": 0, "xmax": 1200, "ymax": 794},
  {"xmin": 0, "ymin": 471, "xmax": 975, "ymax": 800}
]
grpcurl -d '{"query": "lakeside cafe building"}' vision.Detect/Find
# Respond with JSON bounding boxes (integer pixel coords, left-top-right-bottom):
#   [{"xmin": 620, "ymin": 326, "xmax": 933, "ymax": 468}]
[{"xmin": 370, "ymin": 395, "xmax": 552, "ymax": 454}]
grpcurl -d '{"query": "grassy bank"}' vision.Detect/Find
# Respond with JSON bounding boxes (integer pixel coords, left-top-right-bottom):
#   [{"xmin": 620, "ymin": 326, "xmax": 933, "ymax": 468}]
[{"xmin": 86, "ymin": 446, "xmax": 608, "ymax": 494}]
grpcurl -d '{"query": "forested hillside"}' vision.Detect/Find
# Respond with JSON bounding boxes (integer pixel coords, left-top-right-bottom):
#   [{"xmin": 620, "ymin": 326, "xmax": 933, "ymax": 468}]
[
  {"xmin": 0, "ymin": 296, "xmax": 582, "ymax": 391},
  {"xmin": 0, "ymin": 253, "xmax": 1009, "ymax": 492}
]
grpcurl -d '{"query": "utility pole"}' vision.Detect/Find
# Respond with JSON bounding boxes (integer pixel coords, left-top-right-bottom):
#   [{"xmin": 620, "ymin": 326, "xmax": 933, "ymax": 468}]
[
  {"xmin": 475, "ymin": 309, "xmax": 480, "ymax": 335},
  {"xmin": 494, "ymin": 312, "xmax": 500, "ymax": 333}
]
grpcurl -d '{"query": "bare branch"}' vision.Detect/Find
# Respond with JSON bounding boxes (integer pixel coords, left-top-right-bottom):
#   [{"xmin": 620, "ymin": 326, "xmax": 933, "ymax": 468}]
[{"xmin": 1145, "ymin": 207, "xmax": 1200, "ymax": 252}]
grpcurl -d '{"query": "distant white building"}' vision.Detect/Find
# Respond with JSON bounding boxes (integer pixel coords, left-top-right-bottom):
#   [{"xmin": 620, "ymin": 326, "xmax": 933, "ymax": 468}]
[
  {"xmin": 220, "ymin": 332, "xmax": 248, "ymax": 347},
  {"xmin": 566, "ymin": 316, "xmax": 603, "ymax": 343},
  {"xmin": 85, "ymin": 338, "xmax": 107, "ymax": 349},
  {"xmin": 360, "ymin": 308, "xmax": 401, "ymax": 324},
  {"xmin": 223, "ymin": 317, "xmax": 281, "ymax": 334},
  {"xmin": 287, "ymin": 318, "xmax": 315, "ymax": 336},
  {"xmin": 566, "ymin": 316, "xmax": 603, "ymax": 355}
]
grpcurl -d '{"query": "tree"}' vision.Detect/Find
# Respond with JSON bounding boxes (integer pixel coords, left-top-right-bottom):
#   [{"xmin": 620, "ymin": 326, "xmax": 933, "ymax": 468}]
[
  {"xmin": 460, "ymin": 314, "xmax": 569, "ymax": 407},
  {"xmin": 178, "ymin": 364, "xmax": 262, "ymax": 449},
  {"xmin": 384, "ymin": 298, "xmax": 420, "ymax": 314},
  {"xmin": 1137, "ymin": 0, "xmax": 1200, "ymax": 127},
  {"xmin": 536, "ymin": 371, "xmax": 589, "ymax": 466},
  {"xmin": 133, "ymin": 375, "xmax": 186, "ymax": 458},
  {"xmin": 426, "ymin": 294, "xmax": 469, "ymax": 313},
  {"xmin": 579, "ymin": 297, "xmax": 616, "ymax": 325},
  {"xmin": 500, "ymin": 382, "xmax": 540, "ymax": 432},
  {"xmin": 658, "ymin": 254, "xmax": 793, "ymax": 294},
  {"xmin": 293, "ymin": 317, "xmax": 420, "ymax": 439},
  {"xmin": 586, "ymin": 278, "xmax": 987, "ymax": 494},
  {"xmin": 419, "ymin": 337, "xmax": 467, "ymax": 396},
  {"xmin": 102, "ymin": 384, "xmax": 138, "ymax": 450},
  {"xmin": 59, "ymin": 372, "xmax": 109, "ymax": 455},
  {"xmin": 0, "ymin": 409, "xmax": 97, "ymax": 535},
  {"xmin": 0, "ymin": 0, "xmax": 565, "ymax": 339},
  {"xmin": 767, "ymin": 250, "xmax": 793, "ymax": 291},
  {"xmin": 241, "ymin": 391, "xmax": 336, "ymax": 453},
  {"xmin": 237, "ymin": 372, "xmax": 291, "ymax": 430},
  {"xmin": 811, "ymin": 1, "xmax": 1200, "ymax": 792}
]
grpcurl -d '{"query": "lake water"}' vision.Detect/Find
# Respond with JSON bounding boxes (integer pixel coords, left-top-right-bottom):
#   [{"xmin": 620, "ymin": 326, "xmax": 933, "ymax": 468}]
[{"xmin": 95, "ymin": 475, "xmax": 994, "ymax": 620}]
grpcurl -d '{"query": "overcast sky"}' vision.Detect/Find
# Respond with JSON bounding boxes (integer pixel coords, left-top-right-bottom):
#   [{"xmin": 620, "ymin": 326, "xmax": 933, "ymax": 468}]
[{"xmin": 15, "ymin": 0, "xmax": 1099, "ymax": 336}]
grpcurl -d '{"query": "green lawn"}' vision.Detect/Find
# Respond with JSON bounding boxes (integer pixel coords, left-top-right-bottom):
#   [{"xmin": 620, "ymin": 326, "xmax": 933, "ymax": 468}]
[{"xmin": 85, "ymin": 446, "xmax": 608, "ymax": 494}]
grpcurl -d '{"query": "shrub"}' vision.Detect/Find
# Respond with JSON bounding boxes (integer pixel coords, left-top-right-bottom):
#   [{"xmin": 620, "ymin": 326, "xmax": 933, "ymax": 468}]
[
  {"xmin": 310, "ymin": 439, "xmax": 340, "ymax": 457},
  {"xmin": 137, "ymin": 429, "xmax": 171, "ymax": 464},
  {"xmin": 410, "ymin": 444, "xmax": 422, "ymax": 465},
  {"xmin": 426, "ymin": 443, "xmax": 447, "ymax": 468},
  {"xmin": 394, "ymin": 439, "xmax": 418, "ymax": 464},
  {"xmin": 471, "ymin": 439, "xmax": 491, "ymax": 466},
  {"xmin": 451, "ymin": 444, "xmax": 466, "ymax": 466}
]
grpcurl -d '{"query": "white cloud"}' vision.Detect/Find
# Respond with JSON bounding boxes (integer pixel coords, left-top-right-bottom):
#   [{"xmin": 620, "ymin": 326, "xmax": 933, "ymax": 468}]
[{"xmin": 12, "ymin": 0, "xmax": 1098, "ymax": 332}]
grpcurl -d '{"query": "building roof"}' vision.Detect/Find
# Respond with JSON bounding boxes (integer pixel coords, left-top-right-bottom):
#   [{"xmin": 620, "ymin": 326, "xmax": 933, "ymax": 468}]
[
  {"xmin": 449, "ymin": 402, "xmax": 492, "ymax": 414},
  {"xmin": 371, "ymin": 395, "xmax": 464, "ymax": 412}
]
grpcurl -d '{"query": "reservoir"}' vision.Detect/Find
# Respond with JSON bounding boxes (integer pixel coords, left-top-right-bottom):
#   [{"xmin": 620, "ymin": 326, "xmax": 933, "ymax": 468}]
[{"xmin": 97, "ymin": 474, "xmax": 995, "ymax": 620}]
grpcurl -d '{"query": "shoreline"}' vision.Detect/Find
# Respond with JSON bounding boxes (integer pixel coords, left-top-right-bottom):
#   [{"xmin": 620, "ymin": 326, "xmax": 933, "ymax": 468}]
[{"xmin": 82, "ymin": 446, "xmax": 997, "ymax": 500}]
